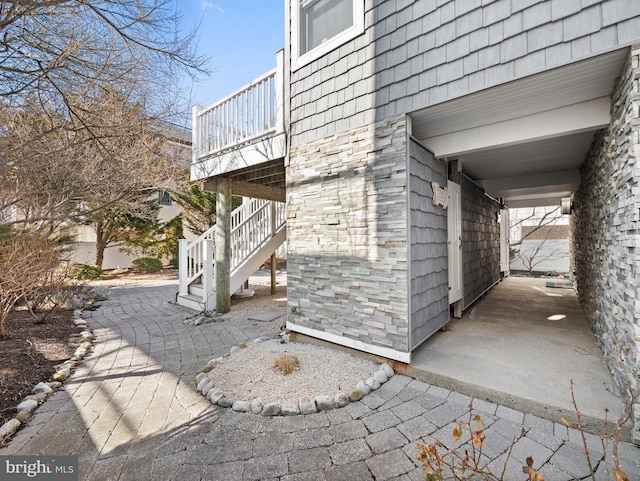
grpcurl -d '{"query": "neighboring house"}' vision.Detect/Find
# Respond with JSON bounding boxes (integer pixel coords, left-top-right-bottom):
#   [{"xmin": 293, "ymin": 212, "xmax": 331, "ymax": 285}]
[
  {"xmin": 183, "ymin": 1, "xmax": 640, "ymax": 441},
  {"xmin": 510, "ymin": 224, "xmax": 571, "ymax": 273},
  {"xmin": 69, "ymin": 122, "xmax": 192, "ymax": 269}
]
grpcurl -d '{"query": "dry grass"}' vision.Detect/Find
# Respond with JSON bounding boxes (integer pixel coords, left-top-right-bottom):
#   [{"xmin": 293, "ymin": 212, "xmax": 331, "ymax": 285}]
[{"xmin": 273, "ymin": 353, "xmax": 300, "ymax": 375}]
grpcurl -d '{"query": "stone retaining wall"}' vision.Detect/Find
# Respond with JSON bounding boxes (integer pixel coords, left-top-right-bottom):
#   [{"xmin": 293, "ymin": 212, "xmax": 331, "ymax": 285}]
[
  {"xmin": 572, "ymin": 46, "xmax": 640, "ymax": 443},
  {"xmin": 286, "ymin": 116, "xmax": 410, "ymax": 355}
]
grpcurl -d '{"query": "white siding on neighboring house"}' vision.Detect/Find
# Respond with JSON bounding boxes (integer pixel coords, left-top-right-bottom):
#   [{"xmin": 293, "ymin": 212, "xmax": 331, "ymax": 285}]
[{"xmin": 510, "ymin": 239, "xmax": 570, "ymax": 273}]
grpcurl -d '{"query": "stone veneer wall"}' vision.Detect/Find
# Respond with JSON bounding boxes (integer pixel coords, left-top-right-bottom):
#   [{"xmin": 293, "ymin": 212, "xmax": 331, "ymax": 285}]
[
  {"xmin": 572, "ymin": 46, "xmax": 640, "ymax": 444},
  {"xmin": 461, "ymin": 175, "xmax": 502, "ymax": 310},
  {"xmin": 286, "ymin": 116, "xmax": 410, "ymax": 354}
]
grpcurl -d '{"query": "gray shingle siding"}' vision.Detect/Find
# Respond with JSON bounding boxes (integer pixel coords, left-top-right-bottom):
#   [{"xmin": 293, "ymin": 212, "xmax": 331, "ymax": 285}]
[
  {"xmin": 408, "ymin": 140, "xmax": 449, "ymax": 350},
  {"xmin": 289, "ymin": 0, "xmax": 640, "ymax": 147},
  {"xmin": 460, "ymin": 176, "xmax": 501, "ymax": 310}
]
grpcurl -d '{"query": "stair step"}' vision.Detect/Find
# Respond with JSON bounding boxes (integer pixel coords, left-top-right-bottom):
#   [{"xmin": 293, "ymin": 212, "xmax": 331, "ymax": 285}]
[{"xmin": 176, "ymin": 293, "xmax": 205, "ymax": 312}]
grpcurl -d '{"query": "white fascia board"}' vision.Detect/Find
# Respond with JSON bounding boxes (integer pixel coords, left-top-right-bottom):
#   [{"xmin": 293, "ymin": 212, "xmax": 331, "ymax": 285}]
[
  {"xmin": 190, "ymin": 133, "xmax": 286, "ymax": 182},
  {"xmin": 286, "ymin": 322, "xmax": 412, "ymax": 364},
  {"xmin": 422, "ymin": 97, "xmax": 611, "ymax": 158}
]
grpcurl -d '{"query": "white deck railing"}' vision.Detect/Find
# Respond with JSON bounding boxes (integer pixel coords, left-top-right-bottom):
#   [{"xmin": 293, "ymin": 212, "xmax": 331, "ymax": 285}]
[{"xmin": 192, "ymin": 50, "xmax": 285, "ymax": 162}]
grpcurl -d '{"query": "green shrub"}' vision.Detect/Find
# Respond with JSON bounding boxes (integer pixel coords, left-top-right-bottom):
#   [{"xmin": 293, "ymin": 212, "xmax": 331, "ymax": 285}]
[
  {"xmin": 132, "ymin": 257, "xmax": 163, "ymax": 273},
  {"xmin": 168, "ymin": 256, "xmax": 179, "ymax": 269},
  {"xmin": 69, "ymin": 263, "xmax": 103, "ymax": 280}
]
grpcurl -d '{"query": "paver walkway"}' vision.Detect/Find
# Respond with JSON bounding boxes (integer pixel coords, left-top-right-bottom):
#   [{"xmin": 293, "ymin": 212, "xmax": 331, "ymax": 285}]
[{"xmin": 1, "ymin": 279, "xmax": 638, "ymax": 480}]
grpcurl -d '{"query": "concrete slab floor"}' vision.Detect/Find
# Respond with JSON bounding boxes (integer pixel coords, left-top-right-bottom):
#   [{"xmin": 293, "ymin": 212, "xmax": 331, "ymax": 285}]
[{"xmin": 408, "ymin": 276, "xmax": 630, "ymax": 440}]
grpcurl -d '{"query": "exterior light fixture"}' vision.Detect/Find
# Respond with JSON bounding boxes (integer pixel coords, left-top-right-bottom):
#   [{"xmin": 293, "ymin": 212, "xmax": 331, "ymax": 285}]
[{"xmin": 561, "ymin": 197, "xmax": 572, "ymax": 215}]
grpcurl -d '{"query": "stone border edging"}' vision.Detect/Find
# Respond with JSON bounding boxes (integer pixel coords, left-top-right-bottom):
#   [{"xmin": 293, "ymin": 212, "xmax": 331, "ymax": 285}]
[
  {"xmin": 0, "ymin": 309, "xmax": 96, "ymax": 445},
  {"xmin": 194, "ymin": 337, "xmax": 395, "ymax": 416}
]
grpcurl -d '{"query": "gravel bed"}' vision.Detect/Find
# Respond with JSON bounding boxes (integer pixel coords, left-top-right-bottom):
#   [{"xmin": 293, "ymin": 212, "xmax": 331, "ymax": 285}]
[{"xmin": 207, "ymin": 339, "xmax": 379, "ymax": 405}]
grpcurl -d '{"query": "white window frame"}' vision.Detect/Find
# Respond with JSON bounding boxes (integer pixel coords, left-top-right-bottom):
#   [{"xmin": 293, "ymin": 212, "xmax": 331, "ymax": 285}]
[{"xmin": 291, "ymin": 0, "xmax": 365, "ymax": 71}]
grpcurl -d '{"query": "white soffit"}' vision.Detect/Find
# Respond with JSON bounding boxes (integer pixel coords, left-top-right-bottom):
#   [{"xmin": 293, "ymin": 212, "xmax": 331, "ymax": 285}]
[{"xmin": 410, "ymin": 49, "xmax": 628, "ymax": 207}]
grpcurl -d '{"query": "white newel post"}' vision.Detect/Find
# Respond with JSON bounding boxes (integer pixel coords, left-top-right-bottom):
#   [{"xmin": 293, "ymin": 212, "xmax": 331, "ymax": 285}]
[
  {"xmin": 275, "ymin": 49, "xmax": 285, "ymax": 134},
  {"xmin": 271, "ymin": 201, "xmax": 277, "ymax": 238},
  {"xmin": 178, "ymin": 239, "xmax": 188, "ymax": 296},
  {"xmin": 192, "ymin": 104, "xmax": 203, "ymax": 162},
  {"xmin": 202, "ymin": 239, "xmax": 214, "ymax": 312}
]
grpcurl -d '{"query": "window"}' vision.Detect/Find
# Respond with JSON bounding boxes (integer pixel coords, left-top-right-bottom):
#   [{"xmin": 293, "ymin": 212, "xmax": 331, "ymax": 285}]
[
  {"xmin": 292, "ymin": 0, "xmax": 364, "ymax": 70},
  {"xmin": 159, "ymin": 190, "xmax": 172, "ymax": 206}
]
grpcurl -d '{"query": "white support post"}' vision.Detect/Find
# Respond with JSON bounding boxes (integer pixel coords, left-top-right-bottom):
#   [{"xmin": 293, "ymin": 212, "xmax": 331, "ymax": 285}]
[
  {"xmin": 202, "ymin": 239, "xmax": 214, "ymax": 312},
  {"xmin": 178, "ymin": 239, "xmax": 188, "ymax": 296}
]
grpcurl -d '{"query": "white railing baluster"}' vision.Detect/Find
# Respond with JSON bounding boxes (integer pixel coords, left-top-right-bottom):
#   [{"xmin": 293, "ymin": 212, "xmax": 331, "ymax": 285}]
[{"xmin": 192, "ymin": 63, "xmax": 281, "ymax": 160}]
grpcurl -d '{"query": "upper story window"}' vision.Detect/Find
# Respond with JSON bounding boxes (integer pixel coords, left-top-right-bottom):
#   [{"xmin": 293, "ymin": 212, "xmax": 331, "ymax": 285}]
[
  {"xmin": 158, "ymin": 190, "xmax": 172, "ymax": 206},
  {"xmin": 292, "ymin": 0, "xmax": 364, "ymax": 70}
]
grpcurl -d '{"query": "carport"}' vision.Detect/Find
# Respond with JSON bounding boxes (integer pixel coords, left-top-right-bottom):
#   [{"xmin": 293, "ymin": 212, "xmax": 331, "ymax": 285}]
[{"xmin": 404, "ymin": 49, "xmax": 632, "ymax": 439}]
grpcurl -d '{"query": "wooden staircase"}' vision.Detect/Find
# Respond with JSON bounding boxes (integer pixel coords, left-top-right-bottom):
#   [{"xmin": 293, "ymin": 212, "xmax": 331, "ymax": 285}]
[{"xmin": 176, "ymin": 198, "xmax": 286, "ymax": 312}]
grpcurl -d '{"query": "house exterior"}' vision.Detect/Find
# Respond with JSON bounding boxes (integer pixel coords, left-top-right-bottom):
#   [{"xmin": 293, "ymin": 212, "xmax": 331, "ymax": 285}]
[
  {"xmin": 69, "ymin": 122, "xmax": 192, "ymax": 269},
  {"xmin": 187, "ymin": 1, "xmax": 640, "ymax": 442}
]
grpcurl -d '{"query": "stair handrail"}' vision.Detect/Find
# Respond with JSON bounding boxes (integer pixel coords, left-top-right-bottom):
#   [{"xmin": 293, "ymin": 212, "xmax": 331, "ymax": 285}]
[
  {"xmin": 178, "ymin": 198, "xmax": 279, "ymax": 295},
  {"xmin": 230, "ymin": 200, "xmax": 286, "ymax": 271}
]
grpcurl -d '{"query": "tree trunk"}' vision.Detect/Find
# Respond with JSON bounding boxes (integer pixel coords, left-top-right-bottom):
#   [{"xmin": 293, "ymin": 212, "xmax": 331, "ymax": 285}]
[{"xmin": 95, "ymin": 222, "xmax": 107, "ymax": 268}]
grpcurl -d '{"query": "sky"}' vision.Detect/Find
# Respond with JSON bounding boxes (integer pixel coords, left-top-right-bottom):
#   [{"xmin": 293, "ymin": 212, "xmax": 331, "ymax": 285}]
[{"xmin": 175, "ymin": 1, "xmax": 285, "ymax": 111}]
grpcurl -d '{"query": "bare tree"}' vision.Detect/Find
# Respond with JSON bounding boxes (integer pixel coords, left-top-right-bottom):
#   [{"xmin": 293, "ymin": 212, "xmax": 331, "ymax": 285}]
[
  {"xmin": 0, "ymin": 1, "xmax": 205, "ymax": 103},
  {"xmin": 0, "ymin": 89, "xmax": 182, "ymax": 233},
  {"xmin": 509, "ymin": 206, "xmax": 570, "ymax": 275}
]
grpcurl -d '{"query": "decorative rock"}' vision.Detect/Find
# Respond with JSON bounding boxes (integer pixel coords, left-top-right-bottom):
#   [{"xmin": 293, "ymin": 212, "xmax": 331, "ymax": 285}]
[
  {"xmin": 261, "ymin": 402, "xmax": 281, "ymax": 416},
  {"xmin": 217, "ymin": 397, "xmax": 234, "ymax": 408},
  {"xmin": 380, "ymin": 363, "xmax": 394, "ymax": 378},
  {"xmin": 0, "ymin": 419, "xmax": 21, "ymax": 442},
  {"xmin": 80, "ymin": 330, "xmax": 95, "ymax": 340},
  {"xmin": 196, "ymin": 377, "xmax": 209, "ymax": 392},
  {"xmin": 229, "ymin": 346, "xmax": 240, "ymax": 354},
  {"xmin": 253, "ymin": 338, "xmax": 263, "ymax": 343},
  {"xmin": 32, "ymin": 382, "xmax": 53, "ymax": 395},
  {"xmin": 73, "ymin": 348, "xmax": 87, "ymax": 358},
  {"xmin": 197, "ymin": 365, "xmax": 213, "ymax": 374},
  {"xmin": 299, "ymin": 396, "xmax": 317, "ymax": 415},
  {"xmin": 201, "ymin": 380, "xmax": 215, "ymax": 395},
  {"xmin": 207, "ymin": 357, "xmax": 223, "ymax": 367},
  {"xmin": 334, "ymin": 392, "xmax": 349, "ymax": 408},
  {"xmin": 51, "ymin": 372, "xmax": 67, "ymax": 382},
  {"xmin": 58, "ymin": 360, "xmax": 76, "ymax": 369},
  {"xmin": 232, "ymin": 401, "xmax": 251, "ymax": 412},
  {"xmin": 373, "ymin": 370, "xmax": 388, "ymax": 384},
  {"xmin": 16, "ymin": 399, "xmax": 38, "ymax": 413},
  {"xmin": 356, "ymin": 380, "xmax": 371, "ymax": 395},
  {"xmin": 47, "ymin": 382, "xmax": 62, "ymax": 389},
  {"xmin": 73, "ymin": 318, "xmax": 87, "ymax": 326},
  {"xmin": 348, "ymin": 389, "xmax": 364, "ymax": 402},
  {"xmin": 237, "ymin": 342, "xmax": 247, "ymax": 348},
  {"xmin": 15, "ymin": 410, "xmax": 31, "ymax": 423},
  {"xmin": 281, "ymin": 404, "xmax": 300, "ymax": 416},
  {"xmin": 73, "ymin": 310, "xmax": 83, "ymax": 319},
  {"xmin": 209, "ymin": 391, "xmax": 224, "ymax": 404},
  {"xmin": 315, "ymin": 395, "xmax": 334, "ymax": 411},
  {"xmin": 24, "ymin": 393, "xmax": 47, "ymax": 403},
  {"xmin": 195, "ymin": 373, "xmax": 207, "ymax": 385},
  {"xmin": 365, "ymin": 377, "xmax": 381, "ymax": 391},
  {"xmin": 251, "ymin": 398, "xmax": 264, "ymax": 414}
]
